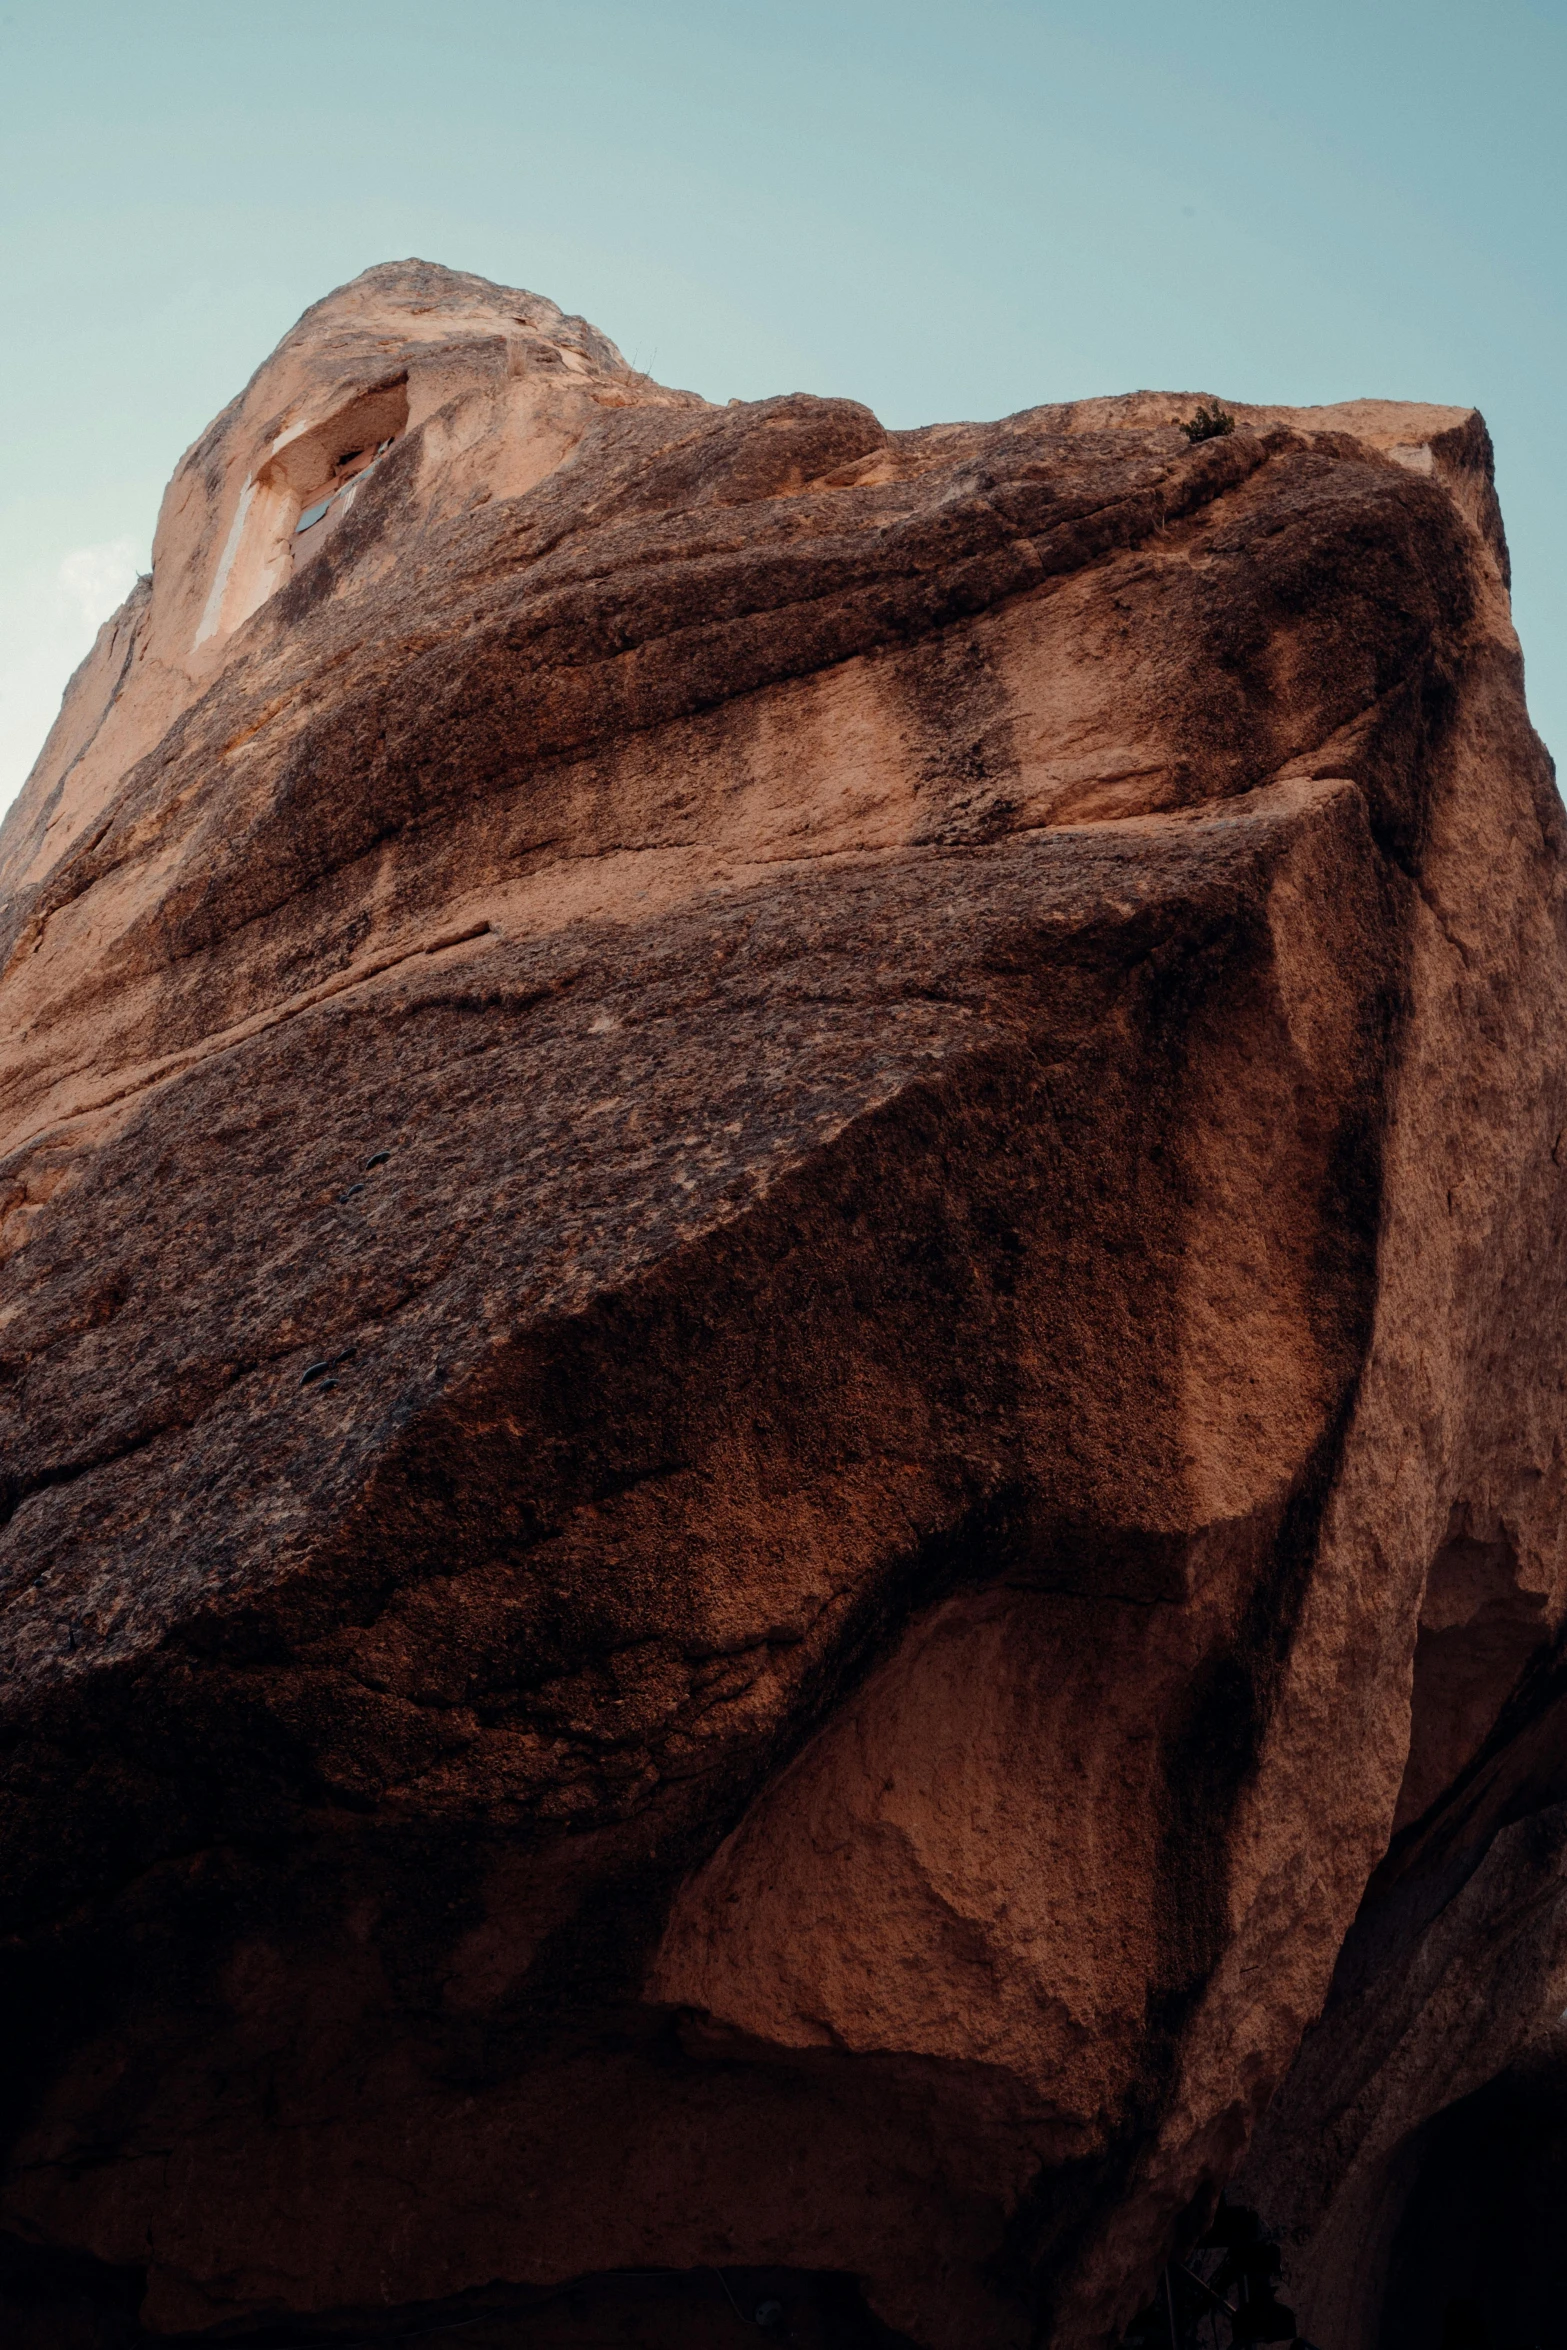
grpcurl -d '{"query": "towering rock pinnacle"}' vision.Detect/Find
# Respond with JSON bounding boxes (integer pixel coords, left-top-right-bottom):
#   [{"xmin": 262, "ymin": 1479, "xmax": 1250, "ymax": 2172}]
[{"xmin": 2, "ymin": 261, "xmax": 1565, "ymax": 2350}]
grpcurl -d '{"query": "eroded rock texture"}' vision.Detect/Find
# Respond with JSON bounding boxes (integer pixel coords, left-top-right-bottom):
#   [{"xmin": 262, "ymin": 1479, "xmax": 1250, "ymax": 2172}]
[{"xmin": 1, "ymin": 261, "xmax": 1564, "ymax": 2350}]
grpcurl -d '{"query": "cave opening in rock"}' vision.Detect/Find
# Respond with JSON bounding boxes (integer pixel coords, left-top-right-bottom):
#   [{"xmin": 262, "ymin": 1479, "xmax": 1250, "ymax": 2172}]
[
  {"xmin": 1380, "ymin": 2041, "xmax": 1567, "ymax": 2350},
  {"xmin": 195, "ymin": 374, "xmax": 409, "ymax": 648}
]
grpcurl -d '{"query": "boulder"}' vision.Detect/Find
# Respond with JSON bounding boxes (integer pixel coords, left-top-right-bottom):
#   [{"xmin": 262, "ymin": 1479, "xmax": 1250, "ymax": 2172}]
[{"xmin": 1, "ymin": 260, "xmax": 1563, "ymax": 2349}]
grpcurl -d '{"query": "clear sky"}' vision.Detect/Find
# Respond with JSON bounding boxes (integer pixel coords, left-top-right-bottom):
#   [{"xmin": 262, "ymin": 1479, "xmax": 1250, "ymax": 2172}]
[{"xmin": 2, "ymin": 0, "xmax": 1564, "ymax": 810}]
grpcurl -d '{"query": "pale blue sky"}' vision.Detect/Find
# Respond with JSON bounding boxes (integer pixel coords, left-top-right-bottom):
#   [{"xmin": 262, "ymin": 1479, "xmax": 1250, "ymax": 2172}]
[{"xmin": 3, "ymin": 0, "xmax": 1564, "ymax": 805}]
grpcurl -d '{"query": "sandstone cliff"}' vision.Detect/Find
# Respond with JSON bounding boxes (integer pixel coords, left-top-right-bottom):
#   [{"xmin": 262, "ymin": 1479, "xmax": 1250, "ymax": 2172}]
[{"xmin": 1, "ymin": 261, "xmax": 1563, "ymax": 2350}]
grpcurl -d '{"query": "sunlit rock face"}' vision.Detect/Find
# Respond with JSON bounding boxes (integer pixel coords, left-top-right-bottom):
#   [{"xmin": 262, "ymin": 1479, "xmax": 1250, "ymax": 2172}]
[{"xmin": 1, "ymin": 259, "xmax": 1565, "ymax": 2350}]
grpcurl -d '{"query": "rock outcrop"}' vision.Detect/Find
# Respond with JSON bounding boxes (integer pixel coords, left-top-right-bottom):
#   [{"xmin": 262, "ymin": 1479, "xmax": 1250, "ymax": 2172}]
[{"xmin": 1, "ymin": 260, "xmax": 1564, "ymax": 2350}]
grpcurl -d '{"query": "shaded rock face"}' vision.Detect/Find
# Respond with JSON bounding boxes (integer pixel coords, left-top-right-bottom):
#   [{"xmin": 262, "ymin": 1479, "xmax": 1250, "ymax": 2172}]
[
  {"xmin": 1, "ymin": 259, "xmax": 1564, "ymax": 2348},
  {"xmin": 1240, "ymin": 1602, "xmax": 1567, "ymax": 2348}
]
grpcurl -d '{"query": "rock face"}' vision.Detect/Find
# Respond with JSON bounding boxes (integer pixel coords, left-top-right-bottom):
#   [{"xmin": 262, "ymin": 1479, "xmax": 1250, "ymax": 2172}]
[{"xmin": 1, "ymin": 260, "xmax": 1564, "ymax": 2349}]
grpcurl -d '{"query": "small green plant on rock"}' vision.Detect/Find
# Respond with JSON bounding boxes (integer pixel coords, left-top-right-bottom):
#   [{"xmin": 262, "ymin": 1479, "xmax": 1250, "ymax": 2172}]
[{"xmin": 1179, "ymin": 403, "xmax": 1236, "ymax": 443}]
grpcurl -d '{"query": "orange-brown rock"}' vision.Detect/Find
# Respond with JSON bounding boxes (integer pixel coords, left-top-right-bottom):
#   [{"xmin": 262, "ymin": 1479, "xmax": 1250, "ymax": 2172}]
[{"xmin": 2, "ymin": 260, "xmax": 1565, "ymax": 2350}]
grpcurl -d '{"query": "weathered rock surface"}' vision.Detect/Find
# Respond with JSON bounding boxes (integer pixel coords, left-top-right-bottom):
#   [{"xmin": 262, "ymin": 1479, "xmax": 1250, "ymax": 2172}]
[{"xmin": 2, "ymin": 260, "xmax": 1565, "ymax": 2349}]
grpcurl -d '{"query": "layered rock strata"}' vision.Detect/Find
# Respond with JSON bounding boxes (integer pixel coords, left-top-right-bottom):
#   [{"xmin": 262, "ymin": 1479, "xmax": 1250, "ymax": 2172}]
[{"xmin": 1, "ymin": 261, "xmax": 1564, "ymax": 2349}]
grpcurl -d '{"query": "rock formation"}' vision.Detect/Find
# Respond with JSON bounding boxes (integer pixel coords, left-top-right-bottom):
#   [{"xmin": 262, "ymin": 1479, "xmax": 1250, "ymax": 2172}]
[{"xmin": 1, "ymin": 260, "xmax": 1564, "ymax": 2350}]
